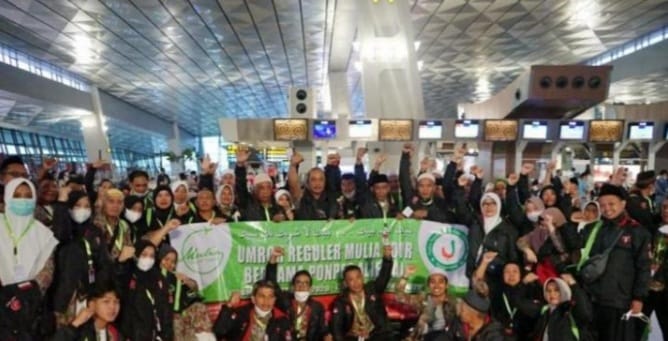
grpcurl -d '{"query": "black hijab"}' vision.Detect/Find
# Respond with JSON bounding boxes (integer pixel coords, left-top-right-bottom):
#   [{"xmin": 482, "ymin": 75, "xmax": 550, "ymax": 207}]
[{"xmin": 150, "ymin": 186, "xmax": 174, "ymax": 228}]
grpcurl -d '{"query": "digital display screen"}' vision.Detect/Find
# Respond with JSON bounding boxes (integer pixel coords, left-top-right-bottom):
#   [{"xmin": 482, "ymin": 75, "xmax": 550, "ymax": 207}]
[
  {"xmin": 418, "ymin": 120, "xmax": 443, "ymax": 139},
  {"xmin": 628, "ymin": 121, "xmax": 654, "ymax": 140},
  {"xmin": 484, "ymin": 120, "xmax": 518, "ymax": 141},
  {"xmin": 348, "ymin": 120, "xmax": 373, "ymax": 138},
  {"xmin": 379, "ymin": 120, "xmax": 413, "ymax": 141},
  {"xmin": 273, "ymin": 119, "xmax": 308, "ymax": 141},
  {"xmin": 313, "ymin": 120, "xmax": 336, "ymax": 139},
  {"xmin": 454, "ymin": 120, "xmax": 480, "ymax": 138},
  {"xmin": 589, "ymin": 120, "xmax": 624, "ymax": 143},
  {"xmin": 559, "ymin": 121, "xmax": 585, "ymax": 140},
  {"xmin": 522, "ymin": 121, "xmax": 548, "ymax": 139}
]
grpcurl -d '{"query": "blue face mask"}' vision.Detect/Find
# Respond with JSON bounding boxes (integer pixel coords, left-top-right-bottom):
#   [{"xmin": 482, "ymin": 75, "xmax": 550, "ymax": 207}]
[{"xmin": 8, "ymin": 198, "xmax": 35, "ymax": 216}]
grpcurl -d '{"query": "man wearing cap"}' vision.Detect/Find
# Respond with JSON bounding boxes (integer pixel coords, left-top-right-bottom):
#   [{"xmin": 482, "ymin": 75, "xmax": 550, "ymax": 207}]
[
  {"xmin": 456, "ymin": 281, "xmax": 504, "ymax": 340},
  {"xmin": 579, "ymin": 183, "xmax": 651, "ymax": 341},
  {"xmin": 627, "ymin": 170, "xmax": 661, "ymax": 238},
  {"xmin": 399, "ymin": 143, "xmax": 456, "ymax": 223},
  {"xmin": 359, "ymin": 173, "xmax": 398, "ymax": 221}
]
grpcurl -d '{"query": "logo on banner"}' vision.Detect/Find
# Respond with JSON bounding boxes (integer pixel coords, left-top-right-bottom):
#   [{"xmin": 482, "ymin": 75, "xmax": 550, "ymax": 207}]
[
  {"xmin": 420, "ymin": 224, "xmax": 468, "ymax": 272},
  {"xmin": 173, "ymin": 223, "xmax": 232, "ymax": 289}
]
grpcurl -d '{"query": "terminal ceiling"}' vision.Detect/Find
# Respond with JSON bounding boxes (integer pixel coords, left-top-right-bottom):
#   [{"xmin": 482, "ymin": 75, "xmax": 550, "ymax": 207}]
[{"xmin": 0, "ymin": 0, "xmax": 667, "ymax": 143}]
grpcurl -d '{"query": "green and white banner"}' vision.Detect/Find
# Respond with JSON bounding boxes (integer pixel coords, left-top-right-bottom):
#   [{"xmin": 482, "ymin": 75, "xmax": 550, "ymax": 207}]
[{"xmin": 169, "ymin": 219, "xmax": 469, "ymax": 302}]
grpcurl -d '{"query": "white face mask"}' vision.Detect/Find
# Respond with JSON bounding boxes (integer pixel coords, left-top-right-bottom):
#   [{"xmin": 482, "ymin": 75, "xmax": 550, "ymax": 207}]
[
  {"xmin": 70, "ymin": 208, "xmax": 92, "ymax": 223},
  {"xmin": 254, "ymin": 306, "xmax": 271, "ymax": 318},
  {"xmin": 125, "ymin": 209, "xmax": 142, "ymax": 223},
  {"xmin": 137, "ymin": 256, "xmax": 155, "ymax": 272},
  {"xmin": 133, "ymin": 191, "xmax": 147, "ymax": 198},
  {"xmin": 527, "ymin": 211, "xmax": 543, "ymax": 223},
  {"xmin": 294, "ymin": 291, "xmax": 310, "ymax": 303}
]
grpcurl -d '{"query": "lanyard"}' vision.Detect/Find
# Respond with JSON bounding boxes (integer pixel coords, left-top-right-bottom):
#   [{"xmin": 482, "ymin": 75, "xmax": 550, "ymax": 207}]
[
  {"xmin": 254, "ymin": 313, "xmax": 268, "ymax": 331},
  {"xmin": 83, "ymin": 238, "xmax": 96, "ymax": 284},
  {"xmin": 105, "ymin": 219, "xmax": 126, "ymax": 251},
  {"xmin": 502, "ymin": 293, "xmax": 517, "ymax": 321},
  {"xmin": 350, "ymin": 294, "xmax": 365, "ymax": 315},
  {"xmin": 264, "ymin": 206, "xmax": 271, "ymax": 222},
  {"xmin": 646, "ymin": 197, "xmax": 655, "ymax": 213},
  {"xmin": 3, "ymin": 214, "xmax": 35, "ymax": 258},
  {"xmin": 145, "ymin": 289, "xmax": 162, "ymax": 333},
  {"xmin": 577, "ymin": 220, "xmax": 603, "ymax": 271}
]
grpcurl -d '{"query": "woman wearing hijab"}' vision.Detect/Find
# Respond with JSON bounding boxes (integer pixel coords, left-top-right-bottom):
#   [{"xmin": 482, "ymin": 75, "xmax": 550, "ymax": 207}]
[
  {"xmin": 274, "ymin": 189, "xmax": 295, "ymax": 221},
  {"xmin": 216, "ymin": 184, "xmax": 240, "ymax": 222},
  {"xmin": 454, "ymin": 186, "xmax": 519, "ymax": 297},
  {"xmin": 517, "ymin": 208, "xmax": 578, "ymax": 283},
  {"xmin": 532, "ymin": 274, "xmax": 592, "ymax": 341},
  {"xmin": 0, "ymin": 178, "xmax": 59, "ymax": 339},
  {"xmin": 120, "ymin": 240, "xmax": 173, "ymax": 341},
  {"xmin": 171, "ymin": 181, "xmax": 196, "ymax": 220},
  {"xmin": 52, "ymin": 188, "xmax": 113, "ymax": 328},
  {"xmin": 93, "ymin": 189, "xmax": 134, "ymax": 273},
  {"xmin": 157, "ymin": 245, "xmax": 214, "ymax": 340},
  {"xmin": 53, "ymin": 281, "xmax": 124, "ymax": 341},
  {"xmin": 143, "ymin": 186, "xmax": 181, "ymax": 246},
  {"xmin": 570, "ymin": 201, "xmax": 600, "ymax": 233},
  {"xmin": 123, "ymin": 195, "xmax": 145, "ymax": 245},
  {"xmin": 489, "ymin": 262, "xmax": 541, "ymax": 340}
]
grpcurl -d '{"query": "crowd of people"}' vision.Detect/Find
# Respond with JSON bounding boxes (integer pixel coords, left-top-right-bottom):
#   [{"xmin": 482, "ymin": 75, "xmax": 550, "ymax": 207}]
[{"xmin": 0, "ymin": 143, "xmax": 667, "ymax": 341}]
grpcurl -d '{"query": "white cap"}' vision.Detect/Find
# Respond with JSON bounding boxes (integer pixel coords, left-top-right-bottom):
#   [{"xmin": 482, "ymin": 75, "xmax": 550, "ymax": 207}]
[
  {"xmin": 254, "ymin": 173, "xmax": 273, "ymax": 186},
  {"xmin": 429, "ymin": 268, "xmax": 448, "ymax": 280},
  {"xmin": 417, "ymin": 172, "xmax": 436, "ymax": 183},
  {"xmin": 659, "ymin": 225, "xmax": 668, "ymax": 235},
  {"xmin": 221, "ymin": 169, "xmax": 234, "ymax": 177},
  {"xmin": 274, "ymin": 189, "xmax": 291, "ymax": 202}
]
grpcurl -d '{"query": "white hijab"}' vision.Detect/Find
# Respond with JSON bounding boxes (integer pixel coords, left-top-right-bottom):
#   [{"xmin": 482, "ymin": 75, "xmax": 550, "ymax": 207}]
[
  {"xmin": 170, "ymin": 180, "xmax": 189, "ymax": 205},
  {"xmin": 480, "ymin": 192, "xmax": 503, "ymax": 234},
  {"xmin": 0, "ymin": 178, "xmax": 58, "ymax": 285},
  {"xmin": 216, "ymin": 184, "xmax": 235, "ymax": 207}
]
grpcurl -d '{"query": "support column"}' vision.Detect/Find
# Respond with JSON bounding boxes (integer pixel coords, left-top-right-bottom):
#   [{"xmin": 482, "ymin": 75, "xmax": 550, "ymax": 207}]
[
  {"xmin": 515, "ymin": 140, "xmax": 529, "ymax": 175},
  {"xmin": 168, "ymin": 121, "xmax": 182, "ymax": 175},
  {"xmin": 550, "ymin": 142, "xmax": 565, "ymax": 163},
  {"xmin": 649, "ymin": 141, "xmax": 667, "ymax": 170},
  {"xmin": 613, "ymin": 141, "xmax": 629, "ymax": 169},
  {"xmin": 82, "ymin": 86, "xmax": 111, "ymax": 162}
]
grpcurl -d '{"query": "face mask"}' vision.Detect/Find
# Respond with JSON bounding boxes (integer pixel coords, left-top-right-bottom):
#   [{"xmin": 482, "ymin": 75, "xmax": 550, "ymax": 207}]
[
  {"xmin": 70, "ymin": 208, "xmax": 92, "ymax": 223},
  {"xmin": 527, "ymin": 211, "xmax": 543, "ymax": 223},
  {"xmin": 294, "ymin": 291, "xmax": 310, "ymax": 303},
  {"xmin": 174, "ymin": 202, "xmax": 186, "ymax": 209},
  {"xmin": 254, "ymin": 306, "xmax": 271, "ymax": 318},
  {"xmin": 8, "ymin": 198, "xmax": 35, "ymax": 216},
  {"xmin": 133, "ymin": 191, "xmax": 147, "ymax": 198},
  {"xmin": 125, "ymin": 209, "xmax": 142, "ymax": 223},
  {"xmin": 137, "ymin": 256, "xmax": 155, "ymax": 272}
]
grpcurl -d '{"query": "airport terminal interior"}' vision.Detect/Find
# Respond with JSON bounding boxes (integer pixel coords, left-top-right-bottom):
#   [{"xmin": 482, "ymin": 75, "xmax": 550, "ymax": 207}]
[{"xmin": 1, "ymin": 0, "xmax": 668, "ymax": 340}]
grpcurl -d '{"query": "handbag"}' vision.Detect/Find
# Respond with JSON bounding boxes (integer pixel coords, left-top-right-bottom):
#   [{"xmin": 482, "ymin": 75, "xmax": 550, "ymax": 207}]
[{"xmin": 579, "ymin": 225, "xmax": 625, "ymax": 284}]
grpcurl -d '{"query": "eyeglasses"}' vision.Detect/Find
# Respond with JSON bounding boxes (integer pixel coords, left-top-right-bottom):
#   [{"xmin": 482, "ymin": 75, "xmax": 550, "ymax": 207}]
[{"xmin": 481, "ymin": 201, "xmax": 497, "ymax": 207}]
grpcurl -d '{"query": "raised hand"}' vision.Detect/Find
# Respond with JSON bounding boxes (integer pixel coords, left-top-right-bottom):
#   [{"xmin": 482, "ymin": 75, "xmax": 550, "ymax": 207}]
[
  {"xmin": 521, "ymin": 163, "xmax": 534, "ymax": 176},
  {"xmin": 291, "ymin": 151, "xmax": 304, "ymax": 166},
  {"xmin": 404, "ymin": 264, "xmax": 417, "ymax": 277},
  {"xmin": 236, "ymin": 148, "xmax": 250, "ymax": 165},
  {"xmin": 42, "ymin": 157, "xmax": 58, "ymax": 170},
  {"xmin": 374, "ymin": 153, "xmax": 387, "ymax": 169},
  {"xmin": 547, "ymin": 160, "xmax": 557, "ymax": 172},
  {"xmin": 58, "ymin": 186, "xmax": 72, "ymax": 202},
  {"xmin": 201, "ymin": 154, "xmax": 218, "ymax": 175},
  {"xmin": 327, "ymin": 152, "xmax": 341, "ymax": 167},
  {"xmin": 523, "ymin": 272, "xmax": 539, "ymax": 284},
  {"xmin": 270, "ymin": 246, "xmax": 284, "ymax": 263},
  {"xmin": 355, "ymin": 147, "xmax": 367, "ymax": 162},
  {"xmin": 507, "ymin": 173, "xmax": 519, "ymax": 186},
  {"xmin": 482, "ymin": 251, "xmax": 498, "ymax": 264},
  {"xmin": 92, "ymin": 159, "xmax": 110, "ymax": 170},
  {"xmin": 383, "ymin": 245, "xmax": 393, "ymax": 258},
  {"xmin": 457, "ymin": 174, "xmax": 469, "ymax": 187},
  {"xmin": 227, "ymin": 292, "xmax": 241, "ymax": 307},
  {"xmin": 420, "ymin": 157, "xmax": 431, "ymax": 172},
  {"xmin": 472, "ymin": 166, "xmax": 484, "ymax": 179},
  {"xmin": 402, "ymin": 142, "xmax": 414, "ymax": 154}
]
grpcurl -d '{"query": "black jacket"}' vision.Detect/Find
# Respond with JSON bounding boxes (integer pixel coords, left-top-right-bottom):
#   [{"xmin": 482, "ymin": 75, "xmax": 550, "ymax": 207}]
[
  {"xmin": 580, "ymin": 213, "xmax": 651, "ymax": 309},
  {"xmin": 52, "ymin": 228, "xmax": 114, "ymax": 314},
  {"xmin": 467, "ymin": 320, "xmax": 505, "ymax": 341},
  {"xmin": 213, "ymin": 304, "xmax": 292, "ymax": 340},
  {"xmin": 533, "ymin": 284, "xmax": 593, "ymax": 341},
  {"xmin": 489, "ymin": 283, "xmax": 541, "ymax": 340},
  {"xmin": 296, "ymin": 191, "xmax": 340, "ymax": 221},
  {"xmin": 358, "ymin": 199, "xmax": 399, "ymax": 220},
  {"xmin": 627, "ymin": 191, "xmax": 661, "ymax": 238},
  {"xmin": 330, "ymin": 257, "xmax": 393, "ymax": 341},
  {"xmin": 265, "ymin": 263, "xmax": 329, "ymax": 340},
  {"xmin": 0, "ymin": 280, "xmax": 43, "ymax": 339},
  {"xmin": 52, "ymin": 320, "xmax": 123, "ymax": 341},
  {"xmin": 120, "ymin": 271, "xmax": 173, "ymax": 341}
]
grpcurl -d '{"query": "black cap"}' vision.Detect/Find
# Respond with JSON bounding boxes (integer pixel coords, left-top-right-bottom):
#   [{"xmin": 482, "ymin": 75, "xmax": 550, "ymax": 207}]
[
  {"xmin": 370, "ymin": 174, "xmax": 389, "ymax": 186},
  {"xmin": 569, "ymin": 177, "xmax": 579, "ymax": 186},
  {"xmin": 636, "ymin": 171, "xmax": 656, "ymax": 188},
  {"xmin": 599, "ymin": 183, "xmax": 626, "ymax": 200},
  {"xmin": 66, "ymin": 174, "xmax": 85, "ymax": 185},
  {"xmin": 341, "ymin": 173, "xmax": 355, "ymax": 181},
  {"xmin": 463, "ymin": 289, "xmax": 490, "ymax": 313}
]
